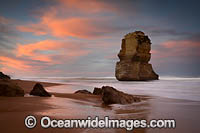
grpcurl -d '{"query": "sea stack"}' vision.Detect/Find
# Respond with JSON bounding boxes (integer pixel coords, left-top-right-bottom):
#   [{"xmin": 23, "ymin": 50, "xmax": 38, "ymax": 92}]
[{"xmin": 115, "ymin": 31, "xmax": 159, "ymax": 81}]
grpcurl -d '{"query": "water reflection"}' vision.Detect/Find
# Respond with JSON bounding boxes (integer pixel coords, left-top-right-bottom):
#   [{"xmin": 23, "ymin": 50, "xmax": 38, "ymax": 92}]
[{"xmin": 33, "ymin": 94, "xmax": 149, "ymax": 133}]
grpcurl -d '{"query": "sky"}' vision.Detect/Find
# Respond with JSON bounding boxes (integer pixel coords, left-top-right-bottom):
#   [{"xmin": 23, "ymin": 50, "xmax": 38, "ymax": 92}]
[{"xmin": 0, "ymin": 0, "xmax": 200, "ymax": 78}]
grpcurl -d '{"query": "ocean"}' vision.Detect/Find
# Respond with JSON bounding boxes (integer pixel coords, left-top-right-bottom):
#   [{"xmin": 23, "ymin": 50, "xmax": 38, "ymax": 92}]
[{"xmin": 22, "ymin": 76, "xmax": 200, "ymax": 101}]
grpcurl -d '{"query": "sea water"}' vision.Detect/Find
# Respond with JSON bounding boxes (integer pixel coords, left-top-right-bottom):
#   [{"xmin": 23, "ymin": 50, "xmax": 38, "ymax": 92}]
[{"xmin": 22, "ymin": 76, "xmax": 200, "ymax": 101}]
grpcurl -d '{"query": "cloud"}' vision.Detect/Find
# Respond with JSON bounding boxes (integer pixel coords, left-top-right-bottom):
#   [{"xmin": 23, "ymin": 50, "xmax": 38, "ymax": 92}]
[
  {"xmin": 43, "ymin": 16, "xmax": 127, "ymax": 38},
  {"xmin": 148, "ymin": 35, "xmax": 200, "ymax": 76},
  {"xmin": 153, "ymin": 39, "xmax": 200, "ymax": 58},
  {"xmin": 0, "ymin": 16, "xmax": 17, "ymax": 49},
  {"xmin": 58, "ymin": 0, "xmax": 118, "ymax": 13},
  {"xmin": 17, "ymin": 23, "xmax": 47, "ymax": 35},
  {"xmin": 0, "ymin": 16, "xmax": 11, "ymax": 24},
  {"xmin": 0, "ymin": 56, "xmax": 31, "ymax": 70},
  {"xmin": 16, "ymin": 40, "xmax": 90, "ymax": 63},
  {"xmin": 16, "ymin": 0, "xmax": 129, "ymax": 39},
  {"xmin": 0, "ymin": 39, "xmax": 90, "ymax": 76},
  {"xmin": 17, "ymin": 16, "xmax": 127, "ymax": 39},
  {"xmin": 0, "ymin": 55, "xmax": 62, "ymax": 77}
]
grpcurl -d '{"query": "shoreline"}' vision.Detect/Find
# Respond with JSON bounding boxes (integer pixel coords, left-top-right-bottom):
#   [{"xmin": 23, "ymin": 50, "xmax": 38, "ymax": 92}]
[
  {"xmin": 1, "ymin": 79, "xmax": 200, "ymax": 133},
  {"xmin": 0, "ymin": 79, "xmax": 149, "ymax": 133}
]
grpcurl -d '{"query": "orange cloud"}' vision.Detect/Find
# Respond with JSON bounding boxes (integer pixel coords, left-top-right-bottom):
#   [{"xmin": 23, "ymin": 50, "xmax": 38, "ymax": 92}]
[
  {"xmin": 17, "ymin": 23, "xmax": 47, "ymax": 35},
  {"xmin": 1, "ymin": 39, "xmax": 90, "ymax": 76},
  {"xmin": 41, "ymin": 17, "xmax": 107, "ymax": 38},
  {"xmin": 153, "ymin": 40, "xmax": 200, "ymax": 59},
  {"xmin": 16, "ymin": 0, "xmax": 121, "ymax": 39},
  {"xmin": 17, "ymin": 40, "xmax": 62, "ymax": 56},
  {"xmin": 18, "ymin": 16, "xmax": 115, "ymax": 39},
  {"xmin": 0, "ymin": 16, "xmax": 12, "ymax": 24},
  {"xmin": 162, "ymin": 40, "xmax": 200, "ymax": 49},
  {"xmin": 0, "ymin": 56, "xmax": 31, "ymax": 70},
  {"xmin": 0, "ymin": 56, "xmax": 61, "ymax": 77},
  {"xmin": 16, "ymin": 40, "xmax": 90, "ymax": 63},
  {"xmin": 58, "ymin": 0, "xmax": 117, "ymax": 13}
]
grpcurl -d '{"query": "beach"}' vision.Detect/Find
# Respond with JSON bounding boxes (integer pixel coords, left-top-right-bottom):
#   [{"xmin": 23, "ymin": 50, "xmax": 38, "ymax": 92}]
[{"xmin": 0, "ymin": 78, "xmax": 200, "ymax": 133}]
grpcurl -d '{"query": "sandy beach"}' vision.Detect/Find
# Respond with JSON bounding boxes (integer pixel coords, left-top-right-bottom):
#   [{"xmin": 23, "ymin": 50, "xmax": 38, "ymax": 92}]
[{"xmin": 0, "ymin": 79, "xmax": 200, "ymax": 133}]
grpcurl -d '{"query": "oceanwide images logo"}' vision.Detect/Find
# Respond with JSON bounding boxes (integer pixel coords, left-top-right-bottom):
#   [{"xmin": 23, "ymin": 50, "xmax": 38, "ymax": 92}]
[{"xmin": 24, "ymin": 115, "xmax": 176, "ymax": 131}]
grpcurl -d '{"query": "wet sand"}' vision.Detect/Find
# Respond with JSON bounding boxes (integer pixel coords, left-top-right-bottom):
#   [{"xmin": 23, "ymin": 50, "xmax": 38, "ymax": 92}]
[
  {"xmin": 0, "ymin": 79, "xmax": 200, "ymax": 133},
  {"xmin": 147, "ymin": 97, "xmax": 200, "ymax": 133}
]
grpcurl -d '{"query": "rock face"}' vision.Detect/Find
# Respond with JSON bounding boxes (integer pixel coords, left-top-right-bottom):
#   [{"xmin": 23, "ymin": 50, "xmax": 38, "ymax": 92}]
[
  {"xmin": 0, "ymin": 82, "xmax": 24, "ymax": 97},
  {"xmin": 74, "ymin": 86, "xmax": 140, "ymax": 105},
  {"xmin": 93, "ymin": 87, "xmax": 103, "ymax": 95},
  {"xmin": 115, "ymin": 31, "xmax": 159, "ymax": 81},
  {"xmin": 0, "ymin": 72, "xmax": 11, "ymax": 80},
  {"xmin": 30, "ymin": 83, "xmax": 51, "ymax": 97},
  {"xmin": 74, "ymin": 89, "xmax": 92, "ymax": 94},
  {"xmin": 101, "ymin": 86, "xmax": 140, "ymax": 104}
]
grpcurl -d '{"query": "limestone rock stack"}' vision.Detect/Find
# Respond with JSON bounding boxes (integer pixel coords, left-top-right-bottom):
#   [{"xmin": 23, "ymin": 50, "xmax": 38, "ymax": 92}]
[{"xmin": 115, "ymin": 31, "xmax": 159, "ymax": 81}]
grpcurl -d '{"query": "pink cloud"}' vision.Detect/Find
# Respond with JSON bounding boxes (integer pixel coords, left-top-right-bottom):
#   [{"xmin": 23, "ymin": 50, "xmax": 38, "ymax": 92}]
[
  {"xmin": 0, "ymin": 56, "xmax": 63, "ymax": 77},
  {"xmin": 42, "ymin": 16, "xmax": 117, "ymax": 38},
  {"xmin": 17, "ymin": 23, "xmax": 47, "ymax": 35},
  {"xmin": 18, "ymin": 16, "xmax": 117, "ymax": 39},
  {"xmin": 16, "ymin": 40, "xmax": 90, "ymax": 63},
  {"xmin": 16, "ymin": 0, "xmax": 121, "ymax": 39},
  {"xmin": 0, "ymin": 56, "xmax": 31, "ymax": 70},
  {"xmin": 58, "ymin": 0, "xmax": 117, "ymax": 13},
  {"xmin": 162, "ymin": 40, "xmax": 200, "ymax": 49},
  {"xmin": 0, "ymin": 39, "xmax": 90, "ymax": 76},
  {"xmin": 0, "ymin": 16, "xmax": 12, "ymax": 24},
  {"xmin": 153, "ymin": 40, "xmax": 200, "ymax": 59}
]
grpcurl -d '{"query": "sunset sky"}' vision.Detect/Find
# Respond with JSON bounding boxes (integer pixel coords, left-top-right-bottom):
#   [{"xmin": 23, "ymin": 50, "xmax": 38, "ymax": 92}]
[{"xmin": 0, "ymin": 0, "xmax": 200, "ymax": 78}]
